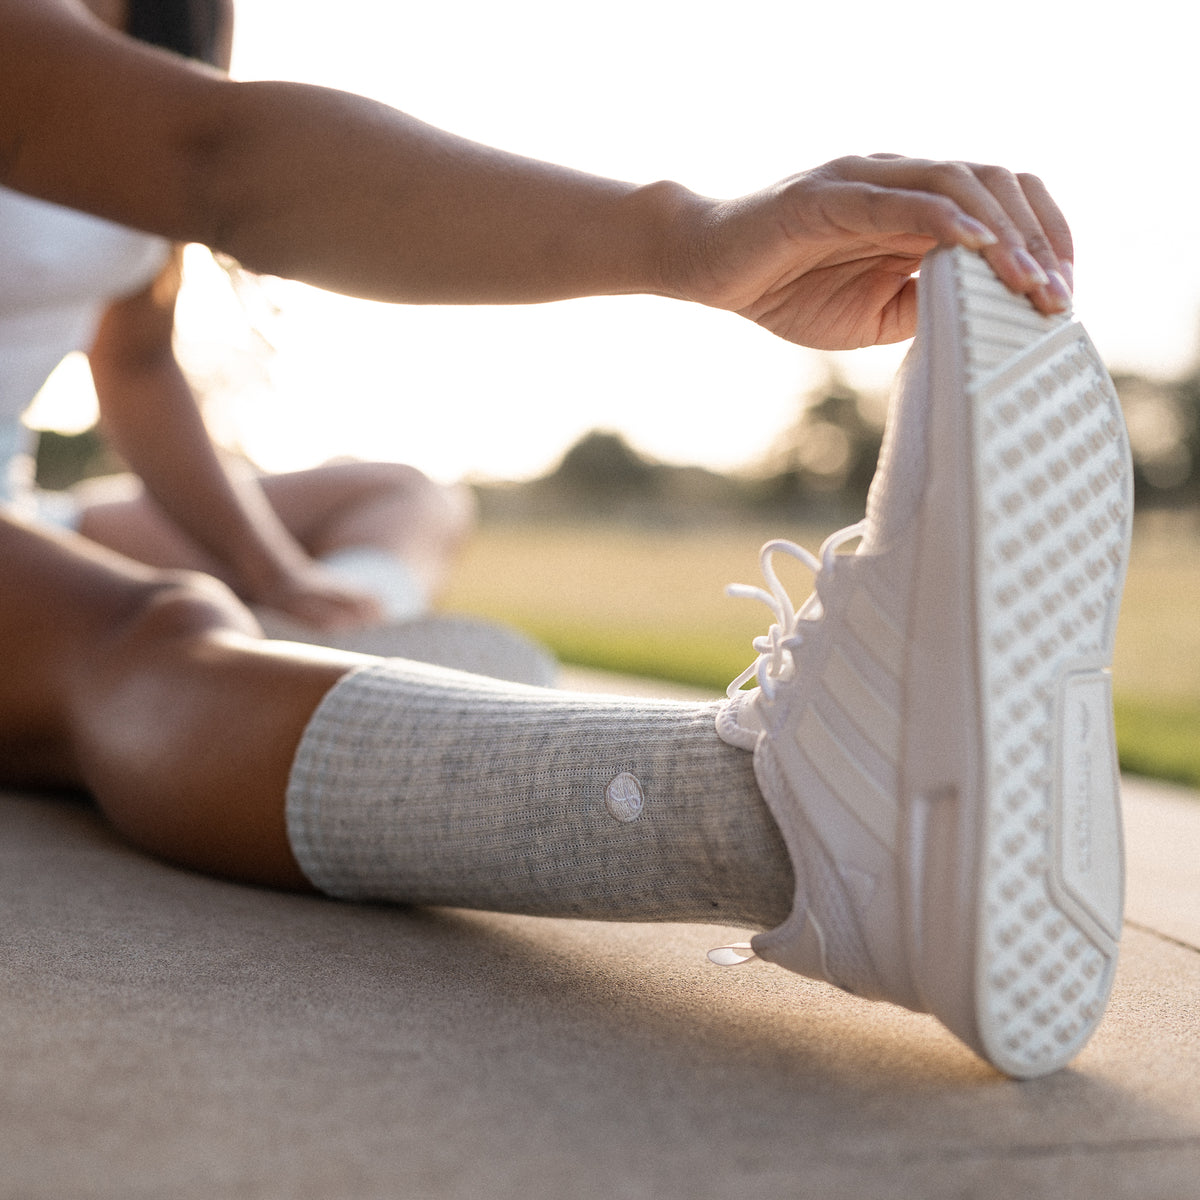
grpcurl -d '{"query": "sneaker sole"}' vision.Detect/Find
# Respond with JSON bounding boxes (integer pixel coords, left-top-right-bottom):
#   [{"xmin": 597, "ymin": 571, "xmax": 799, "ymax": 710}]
[{"xmin": 907, "ymin": 248, "xmax": 1132, "ymax": 1077}]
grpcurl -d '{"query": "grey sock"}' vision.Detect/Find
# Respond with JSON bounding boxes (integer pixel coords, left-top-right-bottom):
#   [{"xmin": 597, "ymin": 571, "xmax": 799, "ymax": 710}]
[{"xmin": 286, "ymin": 660, "xmax": 793, "ymax": 929}]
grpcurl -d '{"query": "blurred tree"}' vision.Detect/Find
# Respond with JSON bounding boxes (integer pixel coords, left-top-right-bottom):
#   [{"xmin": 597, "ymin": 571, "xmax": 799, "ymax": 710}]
[
  {"xmin": 549, "ymin": 429, "xmax": 660, "ymax": 500},
  {"xmin": 1115, "ymin": 372, "xmax": 1198, "ymax": 509},
  {"xmin": 756, "ymin": 369, "xmax": 884, "ymax": 513},
  {"xmin": 1167, "ymin": 369, "xmax": 1200, "ymax": 507}
]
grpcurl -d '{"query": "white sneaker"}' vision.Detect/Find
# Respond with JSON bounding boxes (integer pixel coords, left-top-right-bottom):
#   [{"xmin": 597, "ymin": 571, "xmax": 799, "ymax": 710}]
[{"xmin": 713, "ymin": 246, "xmax": 1133, "ymax": 1078}]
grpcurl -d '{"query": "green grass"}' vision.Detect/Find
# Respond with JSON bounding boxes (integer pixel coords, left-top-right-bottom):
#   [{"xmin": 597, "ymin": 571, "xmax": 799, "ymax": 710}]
[
  {"xmin": 443, "ymin": 512, "xmax": 1200, "ymax": 789},
  {"xmin": 1114, "ymin": 696, "xmax": 1200, "ymax": 790},
  {"xmin": 498, "ymin": 619, "xmax": 739, "ymax": 694}
]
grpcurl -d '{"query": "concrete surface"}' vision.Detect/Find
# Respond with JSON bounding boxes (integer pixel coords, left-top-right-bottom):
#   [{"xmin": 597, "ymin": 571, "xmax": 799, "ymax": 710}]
[{"xmin": 1, "ymin": 669, "xmax": 1198, "ymax": 1199}]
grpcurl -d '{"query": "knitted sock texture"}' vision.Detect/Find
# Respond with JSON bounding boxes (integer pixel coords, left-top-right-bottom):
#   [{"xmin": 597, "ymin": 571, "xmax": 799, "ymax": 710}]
[{"xmin": 286, "ymin": 660, "xmax": 793, "ymax": 928}]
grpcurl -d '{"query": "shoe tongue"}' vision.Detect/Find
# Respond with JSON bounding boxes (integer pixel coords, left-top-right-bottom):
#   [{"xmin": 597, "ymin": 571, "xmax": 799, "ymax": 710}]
[{"xmin": 860, "ymin": 340, "xmax": 927, "ymax": 555}]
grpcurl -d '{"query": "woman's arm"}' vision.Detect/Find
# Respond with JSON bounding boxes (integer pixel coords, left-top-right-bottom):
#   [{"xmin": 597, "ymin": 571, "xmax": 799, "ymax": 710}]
[
  {"xmin": 86, "ymin": 252, "xmax": 380, "ymax": 628},
  {"xmin": 0, "ymin": 0, "xmax": 1071, "ymax": 351},
  {"xmin": 0, "ymin": 0, "xmax": 685, "ymax": 304}
]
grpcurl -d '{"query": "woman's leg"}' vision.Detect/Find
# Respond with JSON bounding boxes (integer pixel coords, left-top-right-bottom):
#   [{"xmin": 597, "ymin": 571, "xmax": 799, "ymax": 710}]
[
  {"xmin": 0, "ymin": 512, "xmax": 791, "ymax": 923},
  {"xmin": 0, "ymin": 513, "xmax": 360, "ymax": 887},
  {"xmin": 74, "ymin": 459, "xmax": 475, "ymax": 602}
]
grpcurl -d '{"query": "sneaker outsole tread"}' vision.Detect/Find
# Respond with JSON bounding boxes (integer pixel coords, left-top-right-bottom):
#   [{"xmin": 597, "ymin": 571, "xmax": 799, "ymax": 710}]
[{"xmin": 960, "ymin": 251, "xmax": 1131, "ymax": 1076}]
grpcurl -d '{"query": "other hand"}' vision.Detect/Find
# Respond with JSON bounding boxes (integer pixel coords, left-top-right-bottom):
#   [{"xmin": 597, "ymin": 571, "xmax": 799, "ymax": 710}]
[{"xmin": 249, "ymin": 562, "xmax": 384, "ymax": 632}]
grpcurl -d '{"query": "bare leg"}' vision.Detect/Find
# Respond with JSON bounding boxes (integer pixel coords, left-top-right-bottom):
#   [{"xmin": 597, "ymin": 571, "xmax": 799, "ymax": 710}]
[
  {"xmin": 74, "ymin": 459, "xmax": 476, "ymax": 600},
  {"xmin": 0, "ymin": 513, "xmax": 363, "ymax": 888}
]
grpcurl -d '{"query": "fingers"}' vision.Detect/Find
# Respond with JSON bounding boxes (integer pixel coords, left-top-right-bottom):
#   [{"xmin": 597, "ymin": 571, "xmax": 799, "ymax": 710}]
[
  {"xmin": 1018, "ymin": 169, "xmax": 1074, "ymax": 285},
  {"xmin": 825, "ymin": 155, "xmax": 1075, "ymax": 313},
  {"xmin": 300, "ymin": 589, "xmax": 383, "ymax": 631},
  {"xmin": 963, "ymin": 162, "xmax": 1073, "ymax": 311},
  {"xmin": 264, "ymin": 577, "xmax": 383, "ymax": 631}
]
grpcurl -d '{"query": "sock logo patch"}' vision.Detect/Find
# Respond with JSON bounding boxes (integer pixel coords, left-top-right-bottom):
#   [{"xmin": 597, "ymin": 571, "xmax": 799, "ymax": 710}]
[{"xmin": 605, "ymin": 772, "xmax": 645, "ymax": 823}]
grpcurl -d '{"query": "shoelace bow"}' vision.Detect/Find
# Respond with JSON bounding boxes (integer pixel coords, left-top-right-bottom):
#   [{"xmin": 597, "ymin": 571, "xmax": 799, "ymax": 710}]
[{"xmin": 725, "ymin": 520, "xmax": 868, "ymax": 701}]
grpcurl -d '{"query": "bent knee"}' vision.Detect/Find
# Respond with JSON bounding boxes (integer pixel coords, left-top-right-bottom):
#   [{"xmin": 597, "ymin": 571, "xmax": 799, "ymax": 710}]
[
  {"xmin": 359, "ymin": 460, "xmax": 470, "ymax": 518},
  {"xmin": 109, "ymin": 570, "xmax": 261, "ymax": 650},
  {"xmin": 68, "ymin": 572, "xmax": 263, "ymax": 815},
  {"xmin": 440, "ymin": 480, "xmax": 478, "ymax": 541},
  {"xmin": 322, "ymin": 459, "xmax": 478, "ymax": 546}
]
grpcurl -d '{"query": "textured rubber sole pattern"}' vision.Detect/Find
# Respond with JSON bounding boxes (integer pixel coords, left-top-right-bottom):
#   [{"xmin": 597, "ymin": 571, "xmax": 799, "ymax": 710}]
[{"xmin": 962, "ymin": 252, "xmax": 1132, "ymax": 1076}]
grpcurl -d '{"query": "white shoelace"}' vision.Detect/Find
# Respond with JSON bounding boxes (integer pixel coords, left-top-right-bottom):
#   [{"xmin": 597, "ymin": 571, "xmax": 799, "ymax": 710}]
[
  {"xmin": 709, "ymin": 519, "xmax": 868, "ymax": 971},
  {"xmin": 725, "ymin": 520, "xmax": 868, "ymax": 701}
]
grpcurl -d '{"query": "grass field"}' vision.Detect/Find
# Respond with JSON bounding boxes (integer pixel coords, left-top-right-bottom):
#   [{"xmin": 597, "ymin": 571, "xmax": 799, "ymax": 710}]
[{"xmin": 442, "ymin": 509, "xmax": 1200, "ymax": 789}]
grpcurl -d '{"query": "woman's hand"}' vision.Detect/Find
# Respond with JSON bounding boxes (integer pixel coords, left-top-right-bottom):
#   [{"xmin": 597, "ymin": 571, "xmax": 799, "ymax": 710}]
[
  {"xmin": 666, "ymin": 154, "xmax": 1074, "ymax": 351},
  {"xmin": 247, "ymin": 561, "xmax": 384, "ymax": 632}
]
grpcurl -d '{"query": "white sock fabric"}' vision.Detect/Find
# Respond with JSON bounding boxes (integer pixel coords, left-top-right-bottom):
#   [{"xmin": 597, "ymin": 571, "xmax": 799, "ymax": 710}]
[{"xmin": 286, "ymin": 660, "xmax": 794, "ymax": 928}]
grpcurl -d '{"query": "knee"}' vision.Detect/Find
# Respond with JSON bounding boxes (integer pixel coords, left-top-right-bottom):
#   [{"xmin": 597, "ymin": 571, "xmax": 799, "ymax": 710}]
[
  {"xmin": 440, "ymin": 479, "xmax": 479, "ymax": 542},
  {"xmin": 339, "ymin": 460, "xmax": 478, "ymax": 544},
  {"xmin": 368, "ymin": 459, "xmax": 466, "ymax": 508},
  {"xmin": 99, "ymin": 569, "xmax": 261, "ymax": 658},
  {"xmin": 416, "ymin": 477, "xmax": 477, "ymax": 549},
  {"xmin": 69, "ymin": 570, "xmax": 269, "ymax": 824}
]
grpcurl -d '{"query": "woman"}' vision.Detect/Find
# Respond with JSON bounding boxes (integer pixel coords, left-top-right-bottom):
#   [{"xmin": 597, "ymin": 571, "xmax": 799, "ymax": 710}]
[
  {"xmin": 1, "ymin": 0, "xmax": 474, "ymax": 634},
  {"xmin": 0, "ymin": 0, "xmax": 1124, "ymax": 1079}
]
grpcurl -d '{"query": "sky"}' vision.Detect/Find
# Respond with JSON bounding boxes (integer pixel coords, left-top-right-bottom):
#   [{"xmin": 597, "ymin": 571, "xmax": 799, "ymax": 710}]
[{"xmin": 29, "ymin": 0, "xmax": 1200, "ymax": 481}]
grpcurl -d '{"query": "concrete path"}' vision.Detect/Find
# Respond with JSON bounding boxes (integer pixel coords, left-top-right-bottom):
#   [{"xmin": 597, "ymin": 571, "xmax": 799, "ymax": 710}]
[{"xmin": 2, "ymin": 669, "xmax": 1198, "ymax": 1199}]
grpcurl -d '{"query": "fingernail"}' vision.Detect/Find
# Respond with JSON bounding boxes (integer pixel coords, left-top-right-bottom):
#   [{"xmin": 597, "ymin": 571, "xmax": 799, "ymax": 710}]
[
  {"xmin": 1059, "ymin": 259, "xmax": 1074, "ymax": 291},
  {"xmin": 1012, "ymin": 247, "xmax": 1049, "ymax": 286},
  {"xmin": 1032, "ymin": 284, "xmax": 1068, "ymax": 315},
  {"xmin": 1046, "ymin": 270, "xmax": 1072, "ymax": 310},
  {"xmin": 954, "ymin": 214, "xmax": 998, "ymax": 247}
]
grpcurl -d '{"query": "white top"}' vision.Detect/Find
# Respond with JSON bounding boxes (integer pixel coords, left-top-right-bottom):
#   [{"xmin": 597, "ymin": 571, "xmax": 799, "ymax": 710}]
[{"xmin": 0, "ymin": 185, "xmax": 170, "ymax": 503}]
